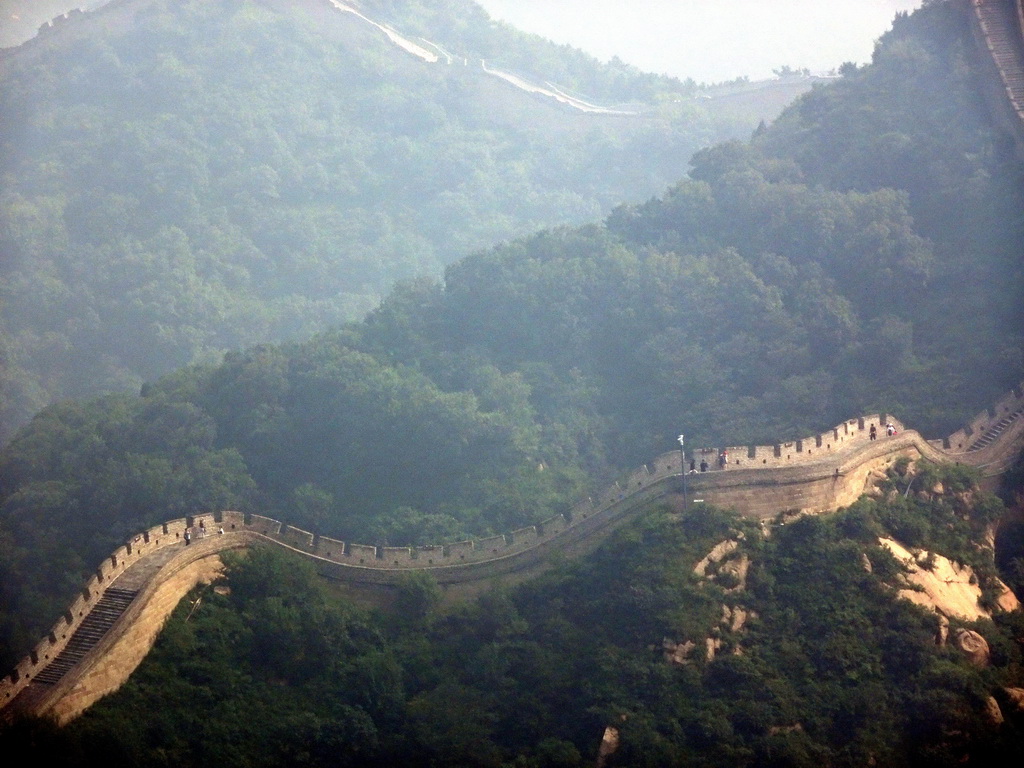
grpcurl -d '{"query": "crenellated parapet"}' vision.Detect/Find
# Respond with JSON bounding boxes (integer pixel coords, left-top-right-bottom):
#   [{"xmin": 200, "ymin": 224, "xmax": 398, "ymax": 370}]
[{"xmin": 690, "ymin": 414, "xmax": 902, "ymax": 471}]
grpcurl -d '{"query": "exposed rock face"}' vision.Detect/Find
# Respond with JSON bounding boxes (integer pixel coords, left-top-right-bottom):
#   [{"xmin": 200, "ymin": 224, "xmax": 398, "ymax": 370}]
[
  {"xmin": 985, "ymin": 696, "xmax": 1004, "ymax": 726},
  {"xmin": 1003, "ymin": 687, "xmax": 1024, "ymax": 713},
  {"xmin": 878, "ymin": 538, "xmax": 1020, "ymax": 620},
  {"xmin": 722, "ymin": 605, "xmax": 750, "ymax": 633},
  {"xmin": 718, "ymin": 554, "xmax": 750, "ymax": 592},
  {"xmin": 936, "ymin": 615, "xmax": 949, "ymax": 646},
  {"xmin": 694, "ymin": 539, "xmax": 750, "ymax": 592},
  {"xmin": 706, "ymin": 637, "xmax": 721, "ymax": 661},
  {"xmin": 663, "ymin": 639, "xmax": 696, "ymax": 666},
  {"xmin": 596, "ymin": 726, "xmax": 620, "ymax": 768},
  {"xmin": 694, "ymin": 540, "xmax": 739, "ymax": 576},
  {"xmin": 954, "ymin": 628, "xmax": 990, "ymax": 668}
]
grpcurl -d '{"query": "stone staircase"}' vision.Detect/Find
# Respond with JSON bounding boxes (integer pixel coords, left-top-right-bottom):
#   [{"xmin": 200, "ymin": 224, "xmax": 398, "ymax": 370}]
[
  {"xmin": 32, "ymin": 588, "xmax": 138, "ymax": 686},
  {"xmin": 976, "ymin": 0, "xmax": 1024, "ymax": 113},
  {"xmin": 966, "ymin": 406, "xmax": 1024, "ymax": 451}
]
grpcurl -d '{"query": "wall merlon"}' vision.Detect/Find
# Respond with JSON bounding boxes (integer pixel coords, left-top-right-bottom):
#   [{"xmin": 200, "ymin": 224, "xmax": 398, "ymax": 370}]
[
  {"xmin": 315, "ymin": 536, "xmax": 346, "ymax": 560},
  {"xmin": 165, "ymin": 518, "xmax": 189, "ymax": 537},
  {"xmin": 723, "ymin": 445, "xmax": 747, "ymax": 463},
  {"xmin": 67, "ymin": 593, "xmax": 87, "ymax": 622},
  {"xmin": 220, "ymin": 510, "xmax": 246, "ymax": 531},
  {"xmin": 947, "ymin": 428, "xmax": 969, "ymax": 451},
  {"xmin": 475, "ymin": 535, "xmax": 508, "ymax": 556},
  {"xmin": 381, "ymin": 546, "xmax": 414, "ymax": 566},
  {"xmin": 649, "ymin": 451, "xmax": 681, "ymax": 480},
  {"xmin": 446, "ymin": 540, "xmax": 475, "ymax": 560},
  {"xmin": 994, "ymin": 388, "xmax": 1023, "ymax": 413},
  {"xmin": 626, "ymin": 465, "xmax": 651, "ymax": 489},
  {"xmin": 248, "ymin": 515, "xmax": 282, "ymax": 536},
  {"xmin": 192, "ymin": 514, "xmax": 213, "ymax": 530},
  {"xmin": 969, "ymin": 412, "xmax": 993, "ymax": 433},
  {"xmin": 14, "ymin": 655, "xmax": 34, "ymax": 680},
  {"xmin": 82, "ymin": 575, "xmax": 101, "ymax": 601},
  {"xmin": 347, "ymin": 543, "xmax": 377, "ymax": 563},
  {"xmin": 539, "ymin": 514, "xmax": 567, "ymax": 536},
  {"xmin": 281, "ymin": 525, "xmax": 314, "ymax": 550},
  {"xmin": 31, "ymin": 635, "xmax": 55, "ymax": 668},
  {"xmin": 416, "ymin": 545, "xmax": 445, "ymax": 564},
  {"xmin": 569, "ymin": 499, "xmax": 595, "ymax": 523},
  {"xmin": 599, "ymin": 482, "xmax": 624, "ymax": 506},
  {"xmin": 509, "ymin": 526, "xmax": 538, "ymax": 549}
]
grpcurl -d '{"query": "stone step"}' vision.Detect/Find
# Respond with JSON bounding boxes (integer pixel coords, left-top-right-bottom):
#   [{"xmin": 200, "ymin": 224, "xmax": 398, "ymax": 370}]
[
  {"xmin": 30, "ymin": 588, "xmax": 139, "ymax": 686},
  {"xmin": 967, "ymin": 408, "xmax": 1024, "ymax": 451}
]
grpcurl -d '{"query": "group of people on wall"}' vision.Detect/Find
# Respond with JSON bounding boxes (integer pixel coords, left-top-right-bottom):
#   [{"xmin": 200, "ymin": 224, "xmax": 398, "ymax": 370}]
[
  {"xmin": 686, "ymin": 421, "xmax": 899, "ymax": 474},
  {"xmin": 868, "ymin": 422, "xmax": 898, "ymax": 441},
  {"xmin": 183, "ymin": 519, "xmax": 225, "ymax": 546},
  {"xmin": 688, "ymin": 449, "xmax": 728, "ymax": 473}
]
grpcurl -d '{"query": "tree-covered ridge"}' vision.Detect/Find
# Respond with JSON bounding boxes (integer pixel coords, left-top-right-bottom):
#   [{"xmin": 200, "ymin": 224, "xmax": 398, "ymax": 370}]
[
  {"xmin": 0, "ymin": 0, "xmax": 766, "ymax": 443},
  {"xmin": 4, "ymin": 467, "xmax": 1022, "ymax": 767}
]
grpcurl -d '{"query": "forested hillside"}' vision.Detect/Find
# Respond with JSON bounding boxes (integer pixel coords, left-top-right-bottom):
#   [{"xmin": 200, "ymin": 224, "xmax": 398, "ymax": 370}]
[
  {"xmin": 5, "ymin": 471, "xmax": 1024, "ymax": 767},
  {"xmin": 0, "ymin": 0, "xmax": 1021, "ymax": 672},
  {"xmin": 0, "ymin": 0, "xmax": 776, "ymax": 442}
]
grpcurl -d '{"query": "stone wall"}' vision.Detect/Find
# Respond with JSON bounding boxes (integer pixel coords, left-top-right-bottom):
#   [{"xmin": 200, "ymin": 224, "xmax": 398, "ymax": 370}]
[{"xmin": 5, "ymin": 385, "xmax": 1024, "ymax": 719}]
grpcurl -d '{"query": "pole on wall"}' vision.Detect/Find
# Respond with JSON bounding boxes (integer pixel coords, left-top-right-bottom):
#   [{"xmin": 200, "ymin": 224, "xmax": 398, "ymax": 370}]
[{"xmin": 678, "ymin": 434, "xmax": 686, "ymax": 512}]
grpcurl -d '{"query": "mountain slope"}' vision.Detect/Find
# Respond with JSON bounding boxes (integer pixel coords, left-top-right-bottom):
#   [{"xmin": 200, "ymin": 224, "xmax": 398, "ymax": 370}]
[{"xmin": 0, "ymin": 0, "xmax": 775, "ymax": 443}]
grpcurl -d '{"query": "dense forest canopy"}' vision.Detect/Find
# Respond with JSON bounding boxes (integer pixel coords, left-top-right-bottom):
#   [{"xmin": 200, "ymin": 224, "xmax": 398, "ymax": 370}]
[
  {"xmin": 0, "ymin": 0, "xmax": 1021, "ymax": 673},
  {"xmin": 0, "ymin": 0, "xmax": 792, "ymax": 443}
]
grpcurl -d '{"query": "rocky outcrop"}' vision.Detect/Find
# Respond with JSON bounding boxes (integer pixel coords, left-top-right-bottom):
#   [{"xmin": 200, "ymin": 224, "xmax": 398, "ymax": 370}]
[
  {"xmin": 694, "ymin": 540, "xmax": 739, "ymax": 576},
  {"xmin": 1003, "ymin": 687, "xmax": 1024, "ymax": 713},
  {"xmin": 985, "ymin": 695, "xmax": 1005, "ymax": 726},
  {"xmin": 955, "ymin": 628, "xmax": 991, "ymax": 668},
  {"xmin": 596, "ymin": 726, "xmax": 620, "ymax": 768},
  {"xmin": 878, "ymin": 538, "xmax": 1020, "ymax": 621},
  {"xmin": 663, "ymin": 639, "xmax": 697, "ymax": 666},
  {"xmin": 694, "ymin": 539, "xmax": 750, "ymax": 592}
]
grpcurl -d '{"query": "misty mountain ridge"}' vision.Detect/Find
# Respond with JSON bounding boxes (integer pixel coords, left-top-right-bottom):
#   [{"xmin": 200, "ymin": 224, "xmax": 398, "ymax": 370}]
[{"xmin": 0, "ymin": 0, "xmax": 808, "ymax": 444}]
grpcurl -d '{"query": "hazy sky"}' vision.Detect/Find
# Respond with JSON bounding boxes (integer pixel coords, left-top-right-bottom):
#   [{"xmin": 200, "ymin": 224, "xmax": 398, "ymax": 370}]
[{"xmin": 476, "ymin": 0, "xmax": 923, "ymax": 83}]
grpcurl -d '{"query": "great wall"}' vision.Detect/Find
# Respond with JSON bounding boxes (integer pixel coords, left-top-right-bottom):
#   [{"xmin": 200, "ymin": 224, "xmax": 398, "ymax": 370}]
[
  {"xmin": 3, "ymin": 384, "xmax": 1023, "ymax": 724},
  {"xmin": 1, "ymin": 0, "xmax": 1023, "ymax": 729}
]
